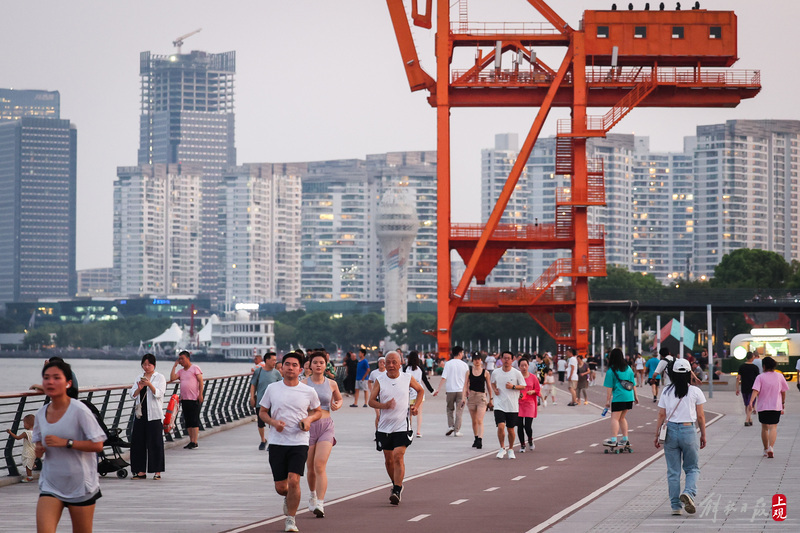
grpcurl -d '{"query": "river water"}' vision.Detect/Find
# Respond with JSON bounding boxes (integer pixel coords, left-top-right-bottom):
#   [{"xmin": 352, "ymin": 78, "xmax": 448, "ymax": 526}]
[{"xmin": 0, "ymin": 358, "xmax": 256, "ymax": 395}]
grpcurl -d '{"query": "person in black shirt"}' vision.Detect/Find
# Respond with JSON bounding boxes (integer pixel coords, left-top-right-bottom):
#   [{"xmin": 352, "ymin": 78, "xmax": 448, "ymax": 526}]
[{"xmin": 736, "ymin": 351, "xmax": 760, "ymax": 427}]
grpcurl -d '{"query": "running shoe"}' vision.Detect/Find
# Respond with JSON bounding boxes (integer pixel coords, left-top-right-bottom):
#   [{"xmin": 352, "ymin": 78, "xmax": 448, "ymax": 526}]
[
  {"xmin": 313, "ymin": 501, "xmax": 325, "ymax": 518},
  {"xmin": 284, "ymin": 516, "xmax": 299, "ymax": 532},
  {"xmin": 528, "ymin": 442, "xmax": 535, "ymax": 451},
  {"xmin": 390, "ymin": 485, "xmax": 403, "ymax": 505},
  {"xmin": 680, "ymin": 493, "xmax": 696, "ymax": 514},
  {"xmin": 308, "ymin": 496, "xmax": 317, "ymax": 514},
  {"xmin": 446, "ymin": 427, "xmax": 455, "ymax": 436},
  {"xmin": 454, "ymin": 431, "xmax": 463, "ymax": 437},
  {"xmin": 602, "ymin": 438, "xmax": 618, "ymax": 448},
  {"xmin": 507, "ymin": 449, "xmax": 516, "ymax": 459},
  {"xmin": 767, "ymin": 446, "xmax": 774, "ymax": 459},
  {"xmin": 496, "ymin": 448, "xmax": 506, "ymax": 459},
  {"xmin": 258, "ymin": 441, "xmax": 267, "ymax": 451},
  {"xmin": 520, "ymin": 444, "xmax": 526, "ymax": 453},
  {"xmin": 672, "ymin": 509, "xmax": 682, "ymax": 516}
]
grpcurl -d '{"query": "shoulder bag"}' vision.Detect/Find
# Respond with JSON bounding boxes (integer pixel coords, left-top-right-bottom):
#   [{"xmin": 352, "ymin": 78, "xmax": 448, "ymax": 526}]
[
  {"xmin": 658, "ymin": 396, "xmax": 684, "ymax": 443},
  {"xmin": 611, "ymin": 368, "xmax": 635, "ymax": 391}
]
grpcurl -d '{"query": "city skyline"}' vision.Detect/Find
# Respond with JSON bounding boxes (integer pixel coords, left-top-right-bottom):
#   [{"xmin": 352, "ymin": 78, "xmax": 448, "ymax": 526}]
[{"xmin": 1, "ymin": 1, "xmax": 796, "ymax": 270}]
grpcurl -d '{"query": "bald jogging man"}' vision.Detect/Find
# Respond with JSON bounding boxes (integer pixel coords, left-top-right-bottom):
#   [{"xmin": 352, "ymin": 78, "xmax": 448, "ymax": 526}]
[{"xmin": 369, "ymin": 351, "xmax": 424, "ymax": 505}]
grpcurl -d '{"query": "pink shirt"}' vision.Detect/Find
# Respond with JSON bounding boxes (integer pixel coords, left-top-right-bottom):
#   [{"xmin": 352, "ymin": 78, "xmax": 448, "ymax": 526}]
[
  {"xmin": 752, "ymin": 371, "xmax": 789, "ymax": 412},
  {"xmin": 177, "ymin": 365, "xmax": 203, "ymax": 400},
  {"xmin": 518, "ymin": 373, "xmax": 541, "ymax": 419}
]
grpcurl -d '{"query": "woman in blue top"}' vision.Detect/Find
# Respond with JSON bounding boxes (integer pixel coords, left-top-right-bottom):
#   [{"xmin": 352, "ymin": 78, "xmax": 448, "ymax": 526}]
[{"xmin": 603, "ymin": 348, "xmax": 638, "ymax": 449}]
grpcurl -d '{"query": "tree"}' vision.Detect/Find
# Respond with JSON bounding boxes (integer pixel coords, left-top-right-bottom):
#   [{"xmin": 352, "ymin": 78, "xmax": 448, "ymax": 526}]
[
  {"xmin": 710, "ymin": 248, "xmax": 791, "ymax": 289},
  {"xmin": 388, "ymin": 322, "xmax": 409, "ymax": 348}
]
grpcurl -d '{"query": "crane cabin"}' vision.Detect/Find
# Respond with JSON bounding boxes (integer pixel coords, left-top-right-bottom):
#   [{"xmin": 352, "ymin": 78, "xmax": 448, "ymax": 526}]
[{"xmin": 582, "ymin": 9, "xmax": 737, "ymax": 67}]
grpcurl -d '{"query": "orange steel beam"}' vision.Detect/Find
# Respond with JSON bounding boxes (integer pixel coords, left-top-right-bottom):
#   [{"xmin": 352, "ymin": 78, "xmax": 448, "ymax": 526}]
[
  {"xmin": 387, "ymin": 0, "xmax": 435, "ymax": 92},
  {"xmin": 450, "ymin": 47, "xmax": 574, "ymax": 320},
  {"xmin": 435, "ymin": 0, "xmax": 452, "ymax": 357},
  {"xmin": 526, "ymin": 0, "xmax": 571, "ymax": 35}
]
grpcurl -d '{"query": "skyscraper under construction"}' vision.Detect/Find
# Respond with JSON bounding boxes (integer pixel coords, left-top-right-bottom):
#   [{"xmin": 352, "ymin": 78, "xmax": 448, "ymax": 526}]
[{"xmin": 138, "ymin": 49, "xmax": 236, "ymax": 303}]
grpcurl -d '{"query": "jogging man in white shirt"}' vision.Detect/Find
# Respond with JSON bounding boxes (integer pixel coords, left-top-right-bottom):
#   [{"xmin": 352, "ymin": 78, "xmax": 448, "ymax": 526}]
[
  {"xmin": 369, "ymin": 351, "xmax": 425, "ymax": 505},
  {"xmin": 260, "ymin": 352, "xmax": 322, "ymax": 532},
  {"xmin": 491, "ymin": 351, "xmax": 526, "ymax": 459}
]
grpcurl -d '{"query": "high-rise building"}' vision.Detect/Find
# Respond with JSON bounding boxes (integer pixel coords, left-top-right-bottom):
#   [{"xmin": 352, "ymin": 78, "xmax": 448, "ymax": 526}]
[
  {"xmin": 480, "ymin": 134, "xmax": 532, "ymax": 285},
  {"xmin": 631, "ymin": 137, "xmax": 696, "ymax": 282},
  {"xmin": 0, "ymin": 114, "xmax": 77, "ymax": 305},
  {"xmin": 693, "ymin": 120, "xmax": 800, "ymax": 278},
  {"xmin": 138, "ymin": 50, "xmax": 236, "ymax": 303},
  {"xmin": 299, "ymin": 152, "xmax": 438, "ymax": 306},
  {"xmin": 300, "ymin": 159, "xmax": 380, "ymax": 302},
  {"xmin": 221, "ymin": 163, "xmax": 303, "ymax": 310},
  {"xmin": 114, "ymin": 164, "xmax": 202, "ymax": 297},
  {"xmin": 0, "ymin": 89, "xmax": 60, "ymax": 121}
]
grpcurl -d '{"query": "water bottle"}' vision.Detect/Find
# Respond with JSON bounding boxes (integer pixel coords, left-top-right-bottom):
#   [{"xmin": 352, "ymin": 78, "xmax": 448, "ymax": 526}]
[{"xmin": 601, "ymin": 407, "xmax": 609, "ymax": 417}]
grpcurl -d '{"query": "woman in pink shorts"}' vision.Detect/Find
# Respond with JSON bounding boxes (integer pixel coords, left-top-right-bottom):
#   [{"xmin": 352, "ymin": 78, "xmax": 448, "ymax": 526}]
[{"xmin": 304, "ymin": 351, "xmax": 343, "ymax": 518}]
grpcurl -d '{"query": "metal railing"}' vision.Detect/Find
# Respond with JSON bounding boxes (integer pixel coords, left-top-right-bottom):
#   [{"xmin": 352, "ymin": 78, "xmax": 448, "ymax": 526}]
[{"xmin": 1, "ymin": 373, "xmax": 254, "ymax": 478}]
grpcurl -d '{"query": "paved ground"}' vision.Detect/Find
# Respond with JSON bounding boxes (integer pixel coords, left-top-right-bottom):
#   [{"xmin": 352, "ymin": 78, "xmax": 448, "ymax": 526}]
[{"xmin": 1, "ymin": 373, "xmax": 797, "ymax": 532}]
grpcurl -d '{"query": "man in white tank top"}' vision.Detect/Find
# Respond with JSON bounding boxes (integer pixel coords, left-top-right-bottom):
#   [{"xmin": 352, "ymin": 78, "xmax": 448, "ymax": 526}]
[{"xmin": 369, "ymin": 351, "xmax": 425, "ymax": 505}]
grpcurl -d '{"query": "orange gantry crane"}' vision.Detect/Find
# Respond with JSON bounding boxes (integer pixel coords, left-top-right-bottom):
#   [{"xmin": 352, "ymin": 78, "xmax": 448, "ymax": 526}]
[{"xmin": 387, "ymin": 0, "xmax": 760, "ymax": 358}]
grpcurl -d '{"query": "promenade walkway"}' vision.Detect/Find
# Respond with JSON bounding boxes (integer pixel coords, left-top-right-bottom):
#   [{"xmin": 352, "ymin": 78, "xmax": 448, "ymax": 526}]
[{"xmin": 1, "ymin": 374, "xmax": 797, "ymax": 532}]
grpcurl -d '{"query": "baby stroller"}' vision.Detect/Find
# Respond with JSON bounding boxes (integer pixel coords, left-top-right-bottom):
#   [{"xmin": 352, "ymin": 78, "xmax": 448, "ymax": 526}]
[{"xmin": 81, "ymin": 399, "xmax": 131, "ymax": 479}]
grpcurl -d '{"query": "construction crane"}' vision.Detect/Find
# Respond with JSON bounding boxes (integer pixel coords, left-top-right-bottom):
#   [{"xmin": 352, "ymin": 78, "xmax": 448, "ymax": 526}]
[
  {"xmin": 387, "ymin": 0, "xmax": 760, "ymax": 359},
  {"xmin": 173, "ymin": 28, "xmax": 202, "ymax": 54}
]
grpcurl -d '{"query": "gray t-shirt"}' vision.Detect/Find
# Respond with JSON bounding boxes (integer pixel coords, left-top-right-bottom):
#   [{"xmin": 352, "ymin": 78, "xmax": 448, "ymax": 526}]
[
  {"xmin": 252, "ymin": 367, "xmax": 282, "ymax": 405},
  {"xmin": 33, "ymin": 399, "xmax": 106, "ymax": 502}
]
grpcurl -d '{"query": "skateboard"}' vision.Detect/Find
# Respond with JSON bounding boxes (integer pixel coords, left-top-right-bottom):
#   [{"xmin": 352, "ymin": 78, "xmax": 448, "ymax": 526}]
[{"xmin": 604, "ymin": 441, "xmax": 633, "ymax": 454}]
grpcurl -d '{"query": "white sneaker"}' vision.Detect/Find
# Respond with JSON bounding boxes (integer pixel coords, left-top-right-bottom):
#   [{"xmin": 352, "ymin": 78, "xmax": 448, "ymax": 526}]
[
  {"xmin": 313, "ymin": 501, "xmax": 325, "ymax": 518},
  {"xmin": 672, "ymin": 509, "xmax": 682, "ymax": 516},
  {"xmin": 283, "ymin": 497, "xmax": 289, "ymax": 516},
  {"xmin": 284, "ymin": 516, "xmax": 299, "ymax": 532},
  {"xmin": 454, "ymin": 431, "xmax": 463, "ymax": 437},
  {"xmin": 496, "ymin": 448, "xmax": 506, "ymax": 459},
  {"xmin": 308, "ymin": 496, "xmax": 317, "ymax": 513},
  {"xmin": 507, "ymin": 449, "xmax": 516, "ymax": 459},
  {"xmin": 543, "ymin": 399, "xmax": 547, "ymax": 407}
]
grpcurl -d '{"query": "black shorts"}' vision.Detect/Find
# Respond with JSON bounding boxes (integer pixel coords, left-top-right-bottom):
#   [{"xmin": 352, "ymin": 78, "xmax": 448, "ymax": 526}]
[
  {"xmin": 648, "ymin": 377, "xmax": 660, "ymax": 386},
  {"xmin": 268, "ymin": 444, "xmax": 309, "ymax": 481},
  {"xmin": 40, "ymin": 490, "xmax": 102, "ymax": 507},
  {"xmin": 494, "ymin": 410, "xmax": 519, "ymax": 427},
  {"xmin": 757, "ymin": 410, "xmax": 781, "ymax": 425},
  {"xmin": 257, "ymin": 416, "xmax": 266, "ymax": 429},
  {"xmin": 181, "ymin": 399, "xmax": 201, "ymax": 428},
  {"xmin": 611, "ymin": 401, "xmax": 633, "ymax": 412},
  {"xmin": 376, "ymin": 431, "xmax": 412, "ymax": 451}
]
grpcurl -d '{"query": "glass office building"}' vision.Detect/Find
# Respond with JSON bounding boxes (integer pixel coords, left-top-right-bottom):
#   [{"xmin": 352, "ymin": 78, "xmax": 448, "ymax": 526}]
[{"xmin": 0, "ymin": 116, "xmax": 77, "ymax": 304}]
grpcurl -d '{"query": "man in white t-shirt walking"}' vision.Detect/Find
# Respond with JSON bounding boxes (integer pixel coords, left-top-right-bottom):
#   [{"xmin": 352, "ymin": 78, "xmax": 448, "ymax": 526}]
[
  {"xmin": 259, "ymin": 352, "xmax": 322, "ymax": 532},
  {"xmin": 491, "ymin": 351, "xmax": 526, "ymax": 459},
  {"xmin": 369, "ymin": 351, "xmax": 425, "ymax": 505},
  {"xmin": 567, "ymin": 348, "xmax": 579, "ymax": 406},
  {"xmin": 433, "ymin": 346, "xmax": 469, "ymax": 436}
]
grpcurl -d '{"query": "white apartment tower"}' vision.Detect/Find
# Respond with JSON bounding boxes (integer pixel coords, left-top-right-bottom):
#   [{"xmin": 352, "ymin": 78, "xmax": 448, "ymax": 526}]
[
  {"xmin": 114, "ymin": 164, "xmax": 201, "ymax": 297},
  {"xmin": 301, "ymin": 160, "xmax": 380, "ymax": 302},
  {"xmin": 480, "ymin": 134, "xmax": 532, "ymax": 285},
  {"xmin": 221, "ymin": 163, "xmax": 303, "ymax": 310},
  {"xmin": 693, "ymin": 120, "xmax": 800, "ymax": 278},
  {"xmin": 631, "ymin": 137, "xmax": 695, "ymax": 282}
]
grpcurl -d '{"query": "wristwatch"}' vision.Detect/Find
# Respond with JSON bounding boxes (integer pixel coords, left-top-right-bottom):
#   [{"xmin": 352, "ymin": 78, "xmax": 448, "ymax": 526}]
[{"xmin": 66, "ymin": 439, "xmax": 74, "ymax": 449}]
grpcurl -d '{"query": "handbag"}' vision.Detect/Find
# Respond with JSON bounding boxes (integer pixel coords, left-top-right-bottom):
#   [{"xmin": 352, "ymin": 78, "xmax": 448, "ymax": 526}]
[
  {"xmin": 611, "ymin": 368, "xmax": 635, "ymax": 391},
  {"xmin": 658, "ymin": 397, "xmax": 684, "ymax": 443}
]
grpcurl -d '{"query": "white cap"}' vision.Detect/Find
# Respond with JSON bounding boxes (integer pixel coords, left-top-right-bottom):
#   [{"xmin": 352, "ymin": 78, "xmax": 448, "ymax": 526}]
[{"xmin": 672, "ymin": 358, "xmax": 691, "ymax": 373}]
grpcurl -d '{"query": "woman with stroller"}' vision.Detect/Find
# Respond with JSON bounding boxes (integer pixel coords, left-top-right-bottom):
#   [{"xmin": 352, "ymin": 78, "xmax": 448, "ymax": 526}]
[
  {"xmin": 129, "ymin": 353, "xmax": 167, "ymax": 480},
  {"xmin": 33, "ymin": 359, "xmax": 106, "ymax": 532}
]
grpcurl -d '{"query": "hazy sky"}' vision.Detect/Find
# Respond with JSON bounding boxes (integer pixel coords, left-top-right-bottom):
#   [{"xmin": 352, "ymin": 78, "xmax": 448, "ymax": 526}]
[{"xmin": 1, "ymin": 1, "xmax": 796, "ymax": 270}]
